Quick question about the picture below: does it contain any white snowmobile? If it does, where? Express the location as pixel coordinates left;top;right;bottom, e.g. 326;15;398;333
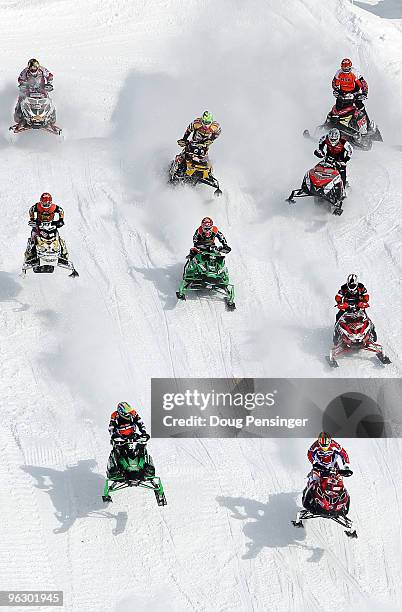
22;221;78;277
10;83;62;136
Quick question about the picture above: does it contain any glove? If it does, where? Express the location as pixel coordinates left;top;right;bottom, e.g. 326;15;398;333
28;220;37;227
337;161;346;167
141;433;150;442
219;245;231;253
333;88;340;98
44;83;53;92
337;302;349;311
357;301;369;309
314;149;324;158
51;220;64;228
177;139;187;147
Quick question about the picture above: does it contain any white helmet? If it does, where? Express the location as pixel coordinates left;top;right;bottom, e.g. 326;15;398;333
347;273;358;293
328;128;340;145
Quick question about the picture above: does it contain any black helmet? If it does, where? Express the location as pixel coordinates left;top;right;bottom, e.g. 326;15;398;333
346;273;358;294
28;58;40;73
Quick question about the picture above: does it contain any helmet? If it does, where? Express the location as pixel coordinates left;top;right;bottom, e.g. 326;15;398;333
201;216;214;237
346;273;358;294
117;401;132;420
328;128;340;145
201;110;213;126
201;216;213;229
318;431;331;451
201;216;214;233
40;192;53;209
28;58;40;73
341;58;352;72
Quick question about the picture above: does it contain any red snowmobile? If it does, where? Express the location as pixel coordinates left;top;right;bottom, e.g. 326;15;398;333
287;158;345;216
292;466;357;538
305;92;382;151
327;305;391;367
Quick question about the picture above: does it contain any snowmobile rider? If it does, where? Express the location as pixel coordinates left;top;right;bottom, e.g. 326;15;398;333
335;273;370;321
190;217;231;257
314;128;353;187
334;273;377;343
14;58;54;125
307;432;351;485
179;110;221;147
176;111;221;173
109;401;150;442
332;58;371;128
24;192;68;264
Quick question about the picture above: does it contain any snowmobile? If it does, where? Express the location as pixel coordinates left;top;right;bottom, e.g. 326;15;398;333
169;141;222;196
102;435;167;506
22;221;79;277
287;158;345;215
292;466;357;538
176;245;235;309
305;92;382;151
9;83;62;136
327;305;391;367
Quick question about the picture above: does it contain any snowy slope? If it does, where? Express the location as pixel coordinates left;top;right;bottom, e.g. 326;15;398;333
0;1;401;610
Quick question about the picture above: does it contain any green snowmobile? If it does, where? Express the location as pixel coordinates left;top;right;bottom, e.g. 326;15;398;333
176;245;235;309
102;435;167;506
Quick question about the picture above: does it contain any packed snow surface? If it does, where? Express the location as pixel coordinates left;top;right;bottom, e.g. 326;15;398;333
0;1;401;610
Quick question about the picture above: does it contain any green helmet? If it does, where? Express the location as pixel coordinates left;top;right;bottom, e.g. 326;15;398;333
117;401;132;420
202;110;213;126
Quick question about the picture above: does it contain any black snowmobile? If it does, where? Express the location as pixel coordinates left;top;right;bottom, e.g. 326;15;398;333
305;92;382;151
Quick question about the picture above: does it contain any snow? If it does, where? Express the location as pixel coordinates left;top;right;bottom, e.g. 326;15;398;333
0;0;401;610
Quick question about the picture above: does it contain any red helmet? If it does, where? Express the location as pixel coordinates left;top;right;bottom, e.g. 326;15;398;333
201;217;214;236
201;217;213;229
341;58;352;72
40;192;53;209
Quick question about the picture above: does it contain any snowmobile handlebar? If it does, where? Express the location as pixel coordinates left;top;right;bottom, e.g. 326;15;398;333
313;464;353;477
324;156;343;168
338;468;353;477
196;245;231;255
19;84;43;93
336;302;369;312
111;434;150;446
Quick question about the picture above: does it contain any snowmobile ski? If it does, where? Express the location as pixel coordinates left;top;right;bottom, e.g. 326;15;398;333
376;352;391;365
326;354;339;368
